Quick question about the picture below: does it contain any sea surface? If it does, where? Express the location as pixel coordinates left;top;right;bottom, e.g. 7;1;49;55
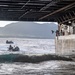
0;38;55;55
0;38;75;75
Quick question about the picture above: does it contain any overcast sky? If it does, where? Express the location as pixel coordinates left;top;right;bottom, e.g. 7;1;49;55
0;21;58;27
0;21;17;27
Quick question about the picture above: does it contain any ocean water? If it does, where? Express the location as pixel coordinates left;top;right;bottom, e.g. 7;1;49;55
0;38;75;75
0;38;55;55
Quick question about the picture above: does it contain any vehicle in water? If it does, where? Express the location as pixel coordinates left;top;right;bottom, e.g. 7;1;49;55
6;40;14;44
8;45;20;51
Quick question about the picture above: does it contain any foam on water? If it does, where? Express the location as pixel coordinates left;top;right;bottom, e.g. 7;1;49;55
0;38;75;75
0;61;75;75
0;38;55;55
0;38;56;74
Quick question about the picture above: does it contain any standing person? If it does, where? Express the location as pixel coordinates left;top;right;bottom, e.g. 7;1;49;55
56;30;59;40
56;30;59;36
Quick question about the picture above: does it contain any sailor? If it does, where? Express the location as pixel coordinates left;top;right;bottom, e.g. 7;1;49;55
6;40;8;43
8;45;13;51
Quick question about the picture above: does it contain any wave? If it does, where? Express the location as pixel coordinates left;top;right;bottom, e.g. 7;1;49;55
0;54;72;63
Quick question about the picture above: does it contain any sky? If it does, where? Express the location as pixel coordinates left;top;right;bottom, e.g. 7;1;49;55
0;21;17;27
36;22;58;25
0;21;58;27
